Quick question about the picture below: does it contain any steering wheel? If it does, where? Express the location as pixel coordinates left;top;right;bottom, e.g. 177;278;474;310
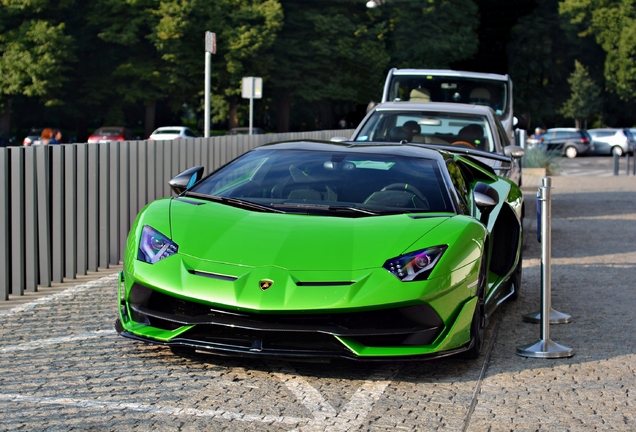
382;183;427;203
450;140;476;149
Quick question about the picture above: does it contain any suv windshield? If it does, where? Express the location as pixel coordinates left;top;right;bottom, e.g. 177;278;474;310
354;111;495;152
387;76;509;118
188;149;454;215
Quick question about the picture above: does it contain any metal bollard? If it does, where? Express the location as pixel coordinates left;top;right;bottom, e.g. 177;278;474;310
523;177;572;324
517;182;574;358
627;153;630;176
614;152;619;175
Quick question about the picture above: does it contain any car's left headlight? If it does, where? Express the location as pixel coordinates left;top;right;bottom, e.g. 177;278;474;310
383;245;447;282
137;225;178;264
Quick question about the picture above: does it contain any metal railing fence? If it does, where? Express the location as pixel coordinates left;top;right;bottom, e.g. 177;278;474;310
0;129;354;300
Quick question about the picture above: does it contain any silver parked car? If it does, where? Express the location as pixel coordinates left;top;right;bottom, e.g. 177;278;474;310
347;101;525;186
588;128;635;156
540;128;593;158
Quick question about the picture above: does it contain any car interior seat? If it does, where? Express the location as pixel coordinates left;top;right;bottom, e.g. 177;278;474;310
389;126;411;141
469;88;491;106
409;88;431;102
456;124;485;149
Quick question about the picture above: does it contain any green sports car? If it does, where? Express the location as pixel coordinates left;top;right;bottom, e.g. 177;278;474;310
116;140;523;360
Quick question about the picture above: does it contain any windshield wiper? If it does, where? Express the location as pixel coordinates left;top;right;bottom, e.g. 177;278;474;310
326;205;382;215
183;193;285;213
270;203;383;216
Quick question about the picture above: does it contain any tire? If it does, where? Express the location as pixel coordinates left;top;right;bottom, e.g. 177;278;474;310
565;146;578;159
611;146;624;157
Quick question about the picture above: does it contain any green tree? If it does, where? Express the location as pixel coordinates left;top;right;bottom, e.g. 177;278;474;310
560;0;636;101
559;60;601;128
386;0;479;69
507;0;606;129
266;1;389;132
0;4;75;133
137;0;283;131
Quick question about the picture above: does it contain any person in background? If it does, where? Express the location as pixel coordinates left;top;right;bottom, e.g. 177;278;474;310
50;129;62;144
39;128;53;145
530;127;544;144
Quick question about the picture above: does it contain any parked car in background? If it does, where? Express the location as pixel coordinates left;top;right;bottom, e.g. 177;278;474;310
148;126;198;140
588;128;634;156
348;101;524;186
88;127;136;143
22;127;44;146
227;127;266;135
540;128;593;158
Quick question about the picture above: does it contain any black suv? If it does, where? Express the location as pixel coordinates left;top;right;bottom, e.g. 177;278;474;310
540;128;593;158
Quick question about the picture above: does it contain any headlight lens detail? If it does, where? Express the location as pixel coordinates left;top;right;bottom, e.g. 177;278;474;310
383;245;447;282
137;225;178;264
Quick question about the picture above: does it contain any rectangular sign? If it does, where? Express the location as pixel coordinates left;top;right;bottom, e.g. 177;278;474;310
205;31;216;54
242;77;263;99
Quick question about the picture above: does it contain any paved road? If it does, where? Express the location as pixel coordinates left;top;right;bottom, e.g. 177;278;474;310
0;175;634;431
556;154;633;177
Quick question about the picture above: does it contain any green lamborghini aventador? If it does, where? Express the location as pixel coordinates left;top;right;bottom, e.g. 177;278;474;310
116;140;523;360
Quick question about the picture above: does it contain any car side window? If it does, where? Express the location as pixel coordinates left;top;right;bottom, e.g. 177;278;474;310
446;160;470;214
494;118;509;149
554;131;568;140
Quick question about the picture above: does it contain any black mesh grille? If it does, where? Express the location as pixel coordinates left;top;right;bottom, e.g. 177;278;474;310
128;283;443;349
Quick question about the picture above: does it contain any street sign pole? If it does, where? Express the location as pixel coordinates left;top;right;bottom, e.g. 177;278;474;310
249;77;255;135
204;51;211;137
204;32;216;138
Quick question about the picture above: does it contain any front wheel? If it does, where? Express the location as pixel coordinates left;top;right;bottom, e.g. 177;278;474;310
565;146;578;159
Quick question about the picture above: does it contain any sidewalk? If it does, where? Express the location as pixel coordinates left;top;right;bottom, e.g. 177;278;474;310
468;175;636;430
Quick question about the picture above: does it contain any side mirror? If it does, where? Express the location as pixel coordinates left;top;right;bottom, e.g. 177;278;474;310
474;182;499;225
504;145;525;159
330;136;350;142
169;166;205;195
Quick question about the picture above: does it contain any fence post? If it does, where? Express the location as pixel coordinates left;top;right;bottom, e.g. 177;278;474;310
517;183;574;358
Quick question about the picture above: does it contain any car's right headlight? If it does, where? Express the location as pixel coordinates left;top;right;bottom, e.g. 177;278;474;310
383;245;447;282
137;225;178;264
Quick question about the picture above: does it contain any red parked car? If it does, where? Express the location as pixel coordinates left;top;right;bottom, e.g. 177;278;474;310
87;127;136;143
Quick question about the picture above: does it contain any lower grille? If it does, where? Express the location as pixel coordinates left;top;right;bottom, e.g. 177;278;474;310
128;283;443;349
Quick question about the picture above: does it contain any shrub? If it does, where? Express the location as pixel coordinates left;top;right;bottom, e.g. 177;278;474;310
522;146;561;175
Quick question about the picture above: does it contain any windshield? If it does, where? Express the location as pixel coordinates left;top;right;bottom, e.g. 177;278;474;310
354;111;496;152
388;75;509;118
188;149;454;215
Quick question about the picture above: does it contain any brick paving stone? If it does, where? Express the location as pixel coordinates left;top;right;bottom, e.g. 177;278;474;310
0;176;635;431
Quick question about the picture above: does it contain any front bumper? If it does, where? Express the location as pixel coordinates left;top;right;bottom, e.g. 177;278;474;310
116;278;479;361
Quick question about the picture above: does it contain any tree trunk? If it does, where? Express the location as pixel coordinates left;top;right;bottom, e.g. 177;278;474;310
276;89;291;133
145;100;157;138
229;96;239;129
0;98;13;134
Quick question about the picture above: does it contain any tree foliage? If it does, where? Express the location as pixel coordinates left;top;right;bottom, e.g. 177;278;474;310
559;60;601;128
560;0;636;101
3;0;636;137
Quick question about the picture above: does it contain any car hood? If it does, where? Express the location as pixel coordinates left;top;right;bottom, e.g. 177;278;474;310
169;198;451;272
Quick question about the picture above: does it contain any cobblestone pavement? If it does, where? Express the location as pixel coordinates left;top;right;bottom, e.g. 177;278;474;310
0;176;634;431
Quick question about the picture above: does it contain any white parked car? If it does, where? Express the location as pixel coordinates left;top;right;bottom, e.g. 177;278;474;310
148;126;198;141
588;128;635;156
